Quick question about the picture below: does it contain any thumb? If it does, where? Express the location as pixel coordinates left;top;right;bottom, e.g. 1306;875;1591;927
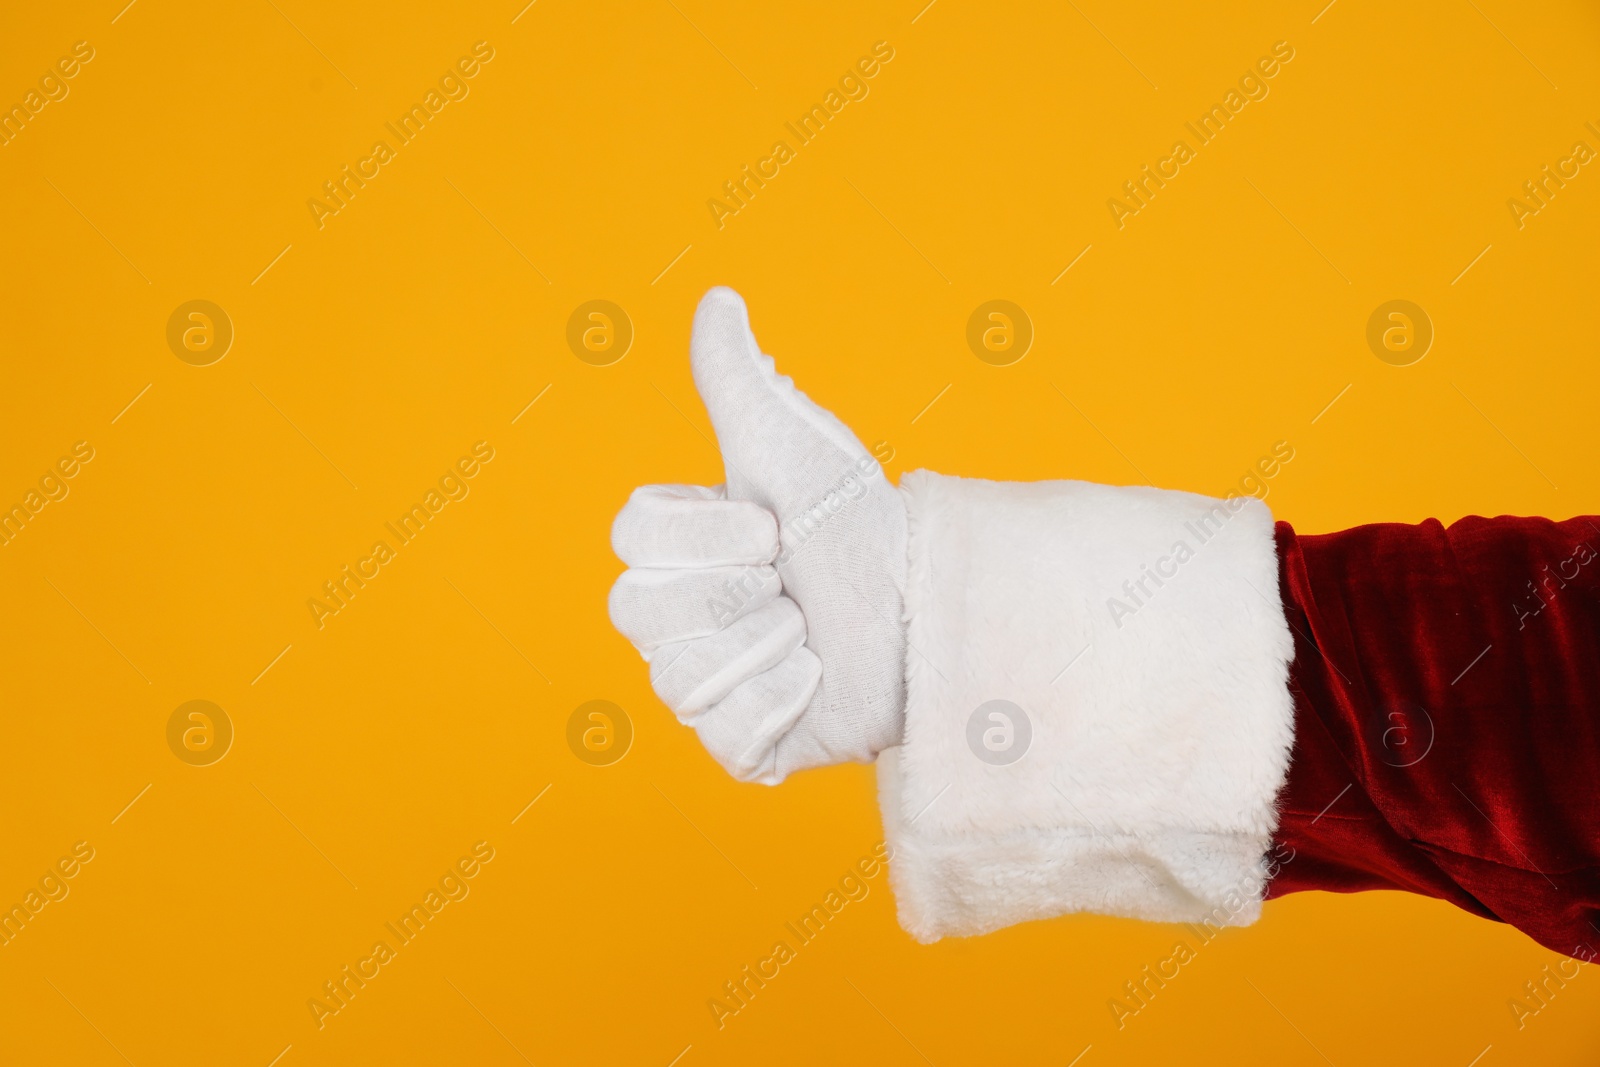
689;286;873;519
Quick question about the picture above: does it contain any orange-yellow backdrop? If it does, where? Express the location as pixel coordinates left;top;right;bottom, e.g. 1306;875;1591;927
2;1;1598;1064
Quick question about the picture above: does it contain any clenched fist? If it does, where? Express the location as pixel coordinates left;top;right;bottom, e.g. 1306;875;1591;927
608;288;907;783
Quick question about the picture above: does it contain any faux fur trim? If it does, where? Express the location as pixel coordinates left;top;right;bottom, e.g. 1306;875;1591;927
881;470;1296;943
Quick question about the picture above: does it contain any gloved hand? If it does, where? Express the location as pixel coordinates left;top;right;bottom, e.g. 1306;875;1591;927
608;287;908;783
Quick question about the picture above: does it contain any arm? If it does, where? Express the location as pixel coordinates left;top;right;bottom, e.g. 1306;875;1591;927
608;288;1600;953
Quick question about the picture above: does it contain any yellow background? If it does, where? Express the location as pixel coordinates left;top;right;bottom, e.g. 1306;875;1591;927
3;0;1598;1063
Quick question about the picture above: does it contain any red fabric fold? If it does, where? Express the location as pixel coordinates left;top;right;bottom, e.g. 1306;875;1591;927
1266;515;1600;957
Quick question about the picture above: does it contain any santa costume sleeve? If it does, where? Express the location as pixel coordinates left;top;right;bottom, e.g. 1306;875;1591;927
1266;513;1600;958
879;470;1600;956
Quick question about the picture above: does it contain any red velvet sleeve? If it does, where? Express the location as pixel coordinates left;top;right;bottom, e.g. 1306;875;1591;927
1266;515;1600;957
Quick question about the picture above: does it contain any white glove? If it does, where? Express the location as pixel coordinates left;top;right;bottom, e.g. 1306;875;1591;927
608;288;907;783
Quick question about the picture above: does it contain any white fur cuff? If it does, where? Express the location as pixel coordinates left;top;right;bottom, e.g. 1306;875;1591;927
879;471;1296;942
